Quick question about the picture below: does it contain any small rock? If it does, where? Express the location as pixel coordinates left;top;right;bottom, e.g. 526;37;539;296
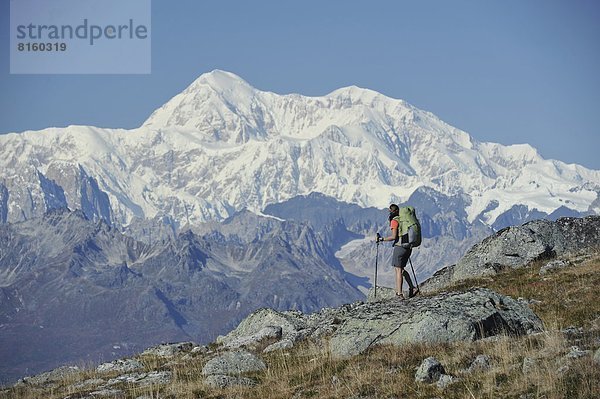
106;371;172;387
142;342;194;357
191;345;209;354
263;339;294;353
217;308;304;347
225;326;283;349
561;326;585;345
88;388;125;398
436;374;457;389
466;354;491;372
517;297;542;306
522;357;537;374
557;364;570;375
565;346;590;359
561;326;584;336
415;357;445;383
481;335;505;343
202;350;266;376
138;371;172;386
97;358;144;374
594;348;600;365
539;259;568;275
204;374;257;388
71;378;105;389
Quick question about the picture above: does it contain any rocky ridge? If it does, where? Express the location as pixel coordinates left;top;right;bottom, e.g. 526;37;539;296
217;287;543;359
421;215;600;292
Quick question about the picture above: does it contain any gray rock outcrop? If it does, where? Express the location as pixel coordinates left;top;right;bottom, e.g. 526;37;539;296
455;217;600;281
221;288;542;360
423;216;600;291
328;288;542;358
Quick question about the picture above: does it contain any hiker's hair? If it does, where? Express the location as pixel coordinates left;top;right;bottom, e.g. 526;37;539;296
389;204;399;221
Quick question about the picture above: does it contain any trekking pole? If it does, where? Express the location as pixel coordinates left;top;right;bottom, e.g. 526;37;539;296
374;233;381;298
408;257;420;292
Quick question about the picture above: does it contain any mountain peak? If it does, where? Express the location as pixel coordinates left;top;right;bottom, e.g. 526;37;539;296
189;69;253;93
327;85;381;99
142;69;258;131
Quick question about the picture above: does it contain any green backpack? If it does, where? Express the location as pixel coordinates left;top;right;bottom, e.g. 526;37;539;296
393;206;422;247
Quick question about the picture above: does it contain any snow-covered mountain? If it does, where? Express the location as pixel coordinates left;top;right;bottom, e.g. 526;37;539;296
1;69;599;228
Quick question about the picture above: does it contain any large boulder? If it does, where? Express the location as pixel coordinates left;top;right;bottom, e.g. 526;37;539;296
328;288;542;357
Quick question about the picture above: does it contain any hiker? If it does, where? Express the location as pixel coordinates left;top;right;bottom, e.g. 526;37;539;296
377;204;419;298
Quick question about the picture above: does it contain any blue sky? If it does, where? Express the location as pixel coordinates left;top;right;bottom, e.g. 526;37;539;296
1;0;599;169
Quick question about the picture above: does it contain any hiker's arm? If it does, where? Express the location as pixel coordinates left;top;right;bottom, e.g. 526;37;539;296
381;224;399;242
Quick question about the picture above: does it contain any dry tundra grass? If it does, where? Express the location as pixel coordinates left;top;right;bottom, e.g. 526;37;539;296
2;254;599;399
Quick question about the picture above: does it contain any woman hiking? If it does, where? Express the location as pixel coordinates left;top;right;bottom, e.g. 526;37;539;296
377;204;419;299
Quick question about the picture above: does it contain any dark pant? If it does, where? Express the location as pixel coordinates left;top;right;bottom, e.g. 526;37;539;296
392;245;414;289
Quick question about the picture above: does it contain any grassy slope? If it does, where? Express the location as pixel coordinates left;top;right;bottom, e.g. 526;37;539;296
2;253;599;399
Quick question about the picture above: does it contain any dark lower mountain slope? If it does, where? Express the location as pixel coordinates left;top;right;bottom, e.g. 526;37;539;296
0;209;361;384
